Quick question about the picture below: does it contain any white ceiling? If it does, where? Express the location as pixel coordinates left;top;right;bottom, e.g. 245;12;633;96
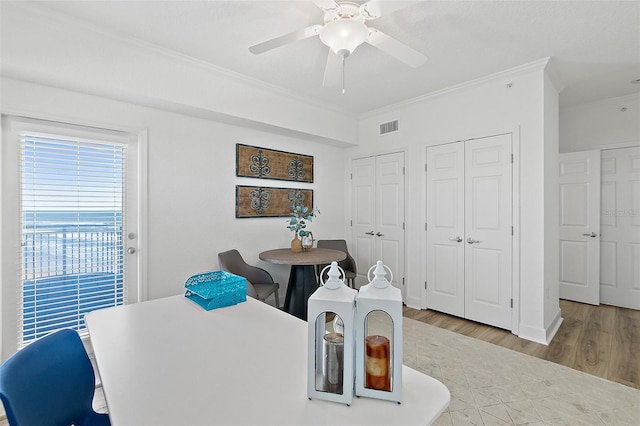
24;1;640;114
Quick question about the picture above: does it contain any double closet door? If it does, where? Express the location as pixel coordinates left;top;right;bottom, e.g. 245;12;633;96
351;152;405;295
426;134;513;330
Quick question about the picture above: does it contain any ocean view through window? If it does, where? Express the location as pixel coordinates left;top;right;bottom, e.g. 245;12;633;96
20;131;127;346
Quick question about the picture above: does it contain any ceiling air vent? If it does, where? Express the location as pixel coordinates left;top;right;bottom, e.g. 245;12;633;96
379;120;399;135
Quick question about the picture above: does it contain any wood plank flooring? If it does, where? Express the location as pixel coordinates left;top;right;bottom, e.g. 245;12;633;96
403;299;640;389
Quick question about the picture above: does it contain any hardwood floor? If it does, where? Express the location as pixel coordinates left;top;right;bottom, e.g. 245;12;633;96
403;299;640;389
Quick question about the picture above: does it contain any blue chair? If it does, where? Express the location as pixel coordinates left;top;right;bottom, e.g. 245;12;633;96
0;329;110;426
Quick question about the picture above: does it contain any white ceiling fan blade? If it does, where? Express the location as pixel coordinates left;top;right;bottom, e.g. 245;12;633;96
312;0;339;13
366;28;427;67
249;25;322;54
359;0;420;20
322;50;342;87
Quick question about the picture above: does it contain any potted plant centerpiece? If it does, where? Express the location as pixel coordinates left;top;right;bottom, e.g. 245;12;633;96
287;205;319;253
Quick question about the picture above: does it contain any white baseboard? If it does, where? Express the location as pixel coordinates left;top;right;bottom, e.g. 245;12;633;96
518;310;563;345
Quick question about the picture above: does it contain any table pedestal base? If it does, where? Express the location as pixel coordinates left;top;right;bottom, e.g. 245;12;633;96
283;265;318;321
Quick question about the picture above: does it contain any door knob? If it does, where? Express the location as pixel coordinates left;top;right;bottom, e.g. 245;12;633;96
376;232;384;237
365;231;375;235
466;237;481;244
127;247;137;255
582;231;598;238
449;236;463;242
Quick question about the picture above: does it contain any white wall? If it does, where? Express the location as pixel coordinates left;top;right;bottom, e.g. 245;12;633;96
0;1;359;147
350;59;560;343
560;93;640;152
0;78;347;359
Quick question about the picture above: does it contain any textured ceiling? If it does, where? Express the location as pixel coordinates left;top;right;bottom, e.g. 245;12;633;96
22;1;640;114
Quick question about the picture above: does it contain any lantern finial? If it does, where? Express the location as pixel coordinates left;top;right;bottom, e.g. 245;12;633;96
371;260;390;289
324;261;344;290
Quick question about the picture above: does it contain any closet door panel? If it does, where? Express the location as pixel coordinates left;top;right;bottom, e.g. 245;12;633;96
426;142;465;317
376;152;405;293
464;134;513;330
352;157;377;284
558;150;600;305
600;147;640;309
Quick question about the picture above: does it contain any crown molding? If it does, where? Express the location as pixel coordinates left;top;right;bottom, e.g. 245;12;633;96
360;57;553;119
6;1;358;121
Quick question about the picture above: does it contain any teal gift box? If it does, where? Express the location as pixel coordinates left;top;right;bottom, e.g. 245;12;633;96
184;271;247;310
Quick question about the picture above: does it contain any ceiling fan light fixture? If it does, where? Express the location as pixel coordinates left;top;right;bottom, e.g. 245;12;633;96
319;18;368;56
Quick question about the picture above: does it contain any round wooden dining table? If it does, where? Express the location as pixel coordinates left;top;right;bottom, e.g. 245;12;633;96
259;248;346;320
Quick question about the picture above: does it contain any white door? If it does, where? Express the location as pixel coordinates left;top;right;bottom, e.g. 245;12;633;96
352;157;377;284
425;134;513;330
3;116;144;355
559;150;601;305
463;134;513;330
352;153;405;294
600;147;640;309
375;152;405;293
426;142;465;317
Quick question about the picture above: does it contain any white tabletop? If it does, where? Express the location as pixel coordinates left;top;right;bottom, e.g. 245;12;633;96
86;295;450;426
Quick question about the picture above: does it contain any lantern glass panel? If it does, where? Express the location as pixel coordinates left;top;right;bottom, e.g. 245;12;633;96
363;310;394;392
314;311;344;394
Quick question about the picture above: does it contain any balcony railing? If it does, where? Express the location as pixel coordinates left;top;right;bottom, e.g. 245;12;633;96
21;224;125;343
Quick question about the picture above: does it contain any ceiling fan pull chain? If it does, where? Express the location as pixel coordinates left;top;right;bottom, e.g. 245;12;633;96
341;54;346;94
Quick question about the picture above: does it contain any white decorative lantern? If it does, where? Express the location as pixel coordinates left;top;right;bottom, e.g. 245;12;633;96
355;261;403;403
307;261;357;405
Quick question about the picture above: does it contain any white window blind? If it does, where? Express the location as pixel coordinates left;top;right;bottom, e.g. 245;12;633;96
19;130;127;346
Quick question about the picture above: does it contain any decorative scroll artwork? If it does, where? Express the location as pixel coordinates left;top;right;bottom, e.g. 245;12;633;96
235;186;314;218
236;144;314;183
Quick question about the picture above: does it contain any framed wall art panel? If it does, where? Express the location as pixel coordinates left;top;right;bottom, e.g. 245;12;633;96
236;144;314;183
235;185;314;218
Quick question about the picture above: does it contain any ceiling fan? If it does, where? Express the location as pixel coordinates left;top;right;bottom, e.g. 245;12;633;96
249;0;427;92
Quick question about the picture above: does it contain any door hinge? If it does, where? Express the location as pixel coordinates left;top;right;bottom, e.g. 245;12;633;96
425;281;427;289
425;222;427;231
425;163;428;172
511;226;514;236
511;154;514;163
350;220;353;227
403;166;406;175
510;298;513;308
350;173;353;180
403;222;405;230
402;277;405;286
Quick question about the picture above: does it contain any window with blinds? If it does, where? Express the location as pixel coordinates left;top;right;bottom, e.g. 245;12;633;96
19;131;127;346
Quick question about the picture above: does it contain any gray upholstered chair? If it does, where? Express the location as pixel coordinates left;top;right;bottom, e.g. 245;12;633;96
218;249;280;308
316;239;357;289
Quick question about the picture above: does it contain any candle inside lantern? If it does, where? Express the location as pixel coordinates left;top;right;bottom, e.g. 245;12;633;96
323;332;344;394
365;335;391;391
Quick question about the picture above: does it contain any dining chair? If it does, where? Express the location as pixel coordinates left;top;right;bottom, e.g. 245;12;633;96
218;249;280;308
316;239;358;289
0;328;111;426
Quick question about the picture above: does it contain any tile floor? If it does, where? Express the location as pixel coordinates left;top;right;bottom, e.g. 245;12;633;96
400;317;640;425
